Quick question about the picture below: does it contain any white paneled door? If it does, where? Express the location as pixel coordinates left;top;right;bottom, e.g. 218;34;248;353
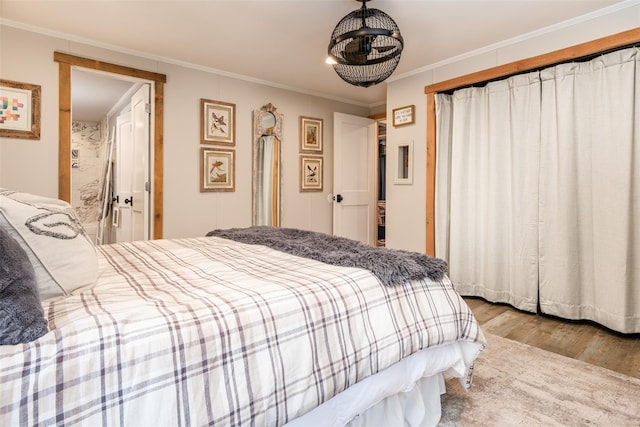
115;111;133;243
130;84;150;241
114;83;151;243
332;112;376;245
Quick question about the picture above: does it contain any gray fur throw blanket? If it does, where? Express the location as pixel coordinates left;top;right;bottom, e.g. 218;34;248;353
206;226;448;286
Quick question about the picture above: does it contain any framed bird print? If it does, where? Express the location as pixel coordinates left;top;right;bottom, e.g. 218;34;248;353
300;155;323;192
200;147;235;192
299;116;323;153
201;98;235;145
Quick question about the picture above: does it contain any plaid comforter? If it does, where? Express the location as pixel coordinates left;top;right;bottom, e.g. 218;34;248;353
1;237;485;426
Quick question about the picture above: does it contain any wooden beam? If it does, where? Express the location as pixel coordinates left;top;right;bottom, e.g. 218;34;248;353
54;52;166;83
153;82;164;239
58;62;71;202
425;92;436;256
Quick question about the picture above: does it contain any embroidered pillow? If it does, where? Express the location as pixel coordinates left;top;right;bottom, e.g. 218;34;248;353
0;189;98;300
0;227;48;345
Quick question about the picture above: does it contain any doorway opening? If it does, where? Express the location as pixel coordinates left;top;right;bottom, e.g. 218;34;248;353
54;52;166;241
71;69;142;243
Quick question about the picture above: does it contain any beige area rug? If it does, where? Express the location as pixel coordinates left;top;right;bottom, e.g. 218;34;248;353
438;333;640;426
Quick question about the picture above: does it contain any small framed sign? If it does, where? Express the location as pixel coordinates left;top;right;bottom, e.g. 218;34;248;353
392;105;415;127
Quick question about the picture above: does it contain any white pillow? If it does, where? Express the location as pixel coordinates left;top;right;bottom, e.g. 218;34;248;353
0;189;98;300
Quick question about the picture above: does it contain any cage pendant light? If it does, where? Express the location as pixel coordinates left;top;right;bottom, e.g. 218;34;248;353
328;0;404;87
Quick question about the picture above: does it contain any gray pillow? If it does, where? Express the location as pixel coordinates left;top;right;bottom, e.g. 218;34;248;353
0;227;48;345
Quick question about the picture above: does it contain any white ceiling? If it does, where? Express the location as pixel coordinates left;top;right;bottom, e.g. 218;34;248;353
0;0;627;108
71;70;138;122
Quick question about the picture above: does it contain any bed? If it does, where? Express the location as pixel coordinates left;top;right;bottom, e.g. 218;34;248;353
0;189;486;426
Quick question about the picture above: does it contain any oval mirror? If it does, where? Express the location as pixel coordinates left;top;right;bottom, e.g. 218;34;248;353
261;111;276;130
252;103;283;226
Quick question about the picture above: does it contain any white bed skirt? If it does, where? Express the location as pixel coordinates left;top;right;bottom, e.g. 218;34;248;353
348;374;445;427
286;341;475;427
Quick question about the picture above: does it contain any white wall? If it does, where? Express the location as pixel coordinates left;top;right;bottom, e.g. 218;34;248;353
384;2;640;253
0;28;61;197
0;25;369;239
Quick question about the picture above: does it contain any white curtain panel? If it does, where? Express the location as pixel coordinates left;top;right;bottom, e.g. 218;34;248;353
539;47;640;333
438;72;542;312
435;94;453;263
255;135;275;226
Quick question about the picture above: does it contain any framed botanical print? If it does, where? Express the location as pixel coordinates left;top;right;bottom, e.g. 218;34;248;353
300;155;323;192
200;147;235;192
299;116;323;153
201;98;235;145
0;79;41;140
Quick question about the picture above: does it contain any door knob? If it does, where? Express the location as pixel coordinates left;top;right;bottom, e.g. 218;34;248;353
335;194;343;203
124;197;133;205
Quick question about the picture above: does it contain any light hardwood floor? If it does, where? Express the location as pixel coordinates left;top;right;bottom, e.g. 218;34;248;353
464;297;640;379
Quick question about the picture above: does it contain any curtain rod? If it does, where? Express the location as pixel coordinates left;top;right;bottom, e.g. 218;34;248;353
441;42;639;95
425;29;640;95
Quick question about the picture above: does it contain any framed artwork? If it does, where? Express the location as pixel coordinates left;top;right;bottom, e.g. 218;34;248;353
300;155;323;192
201;98;235;145
392;105;415;127
0;79;41;140
200;147;235;192
299;116;323;153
